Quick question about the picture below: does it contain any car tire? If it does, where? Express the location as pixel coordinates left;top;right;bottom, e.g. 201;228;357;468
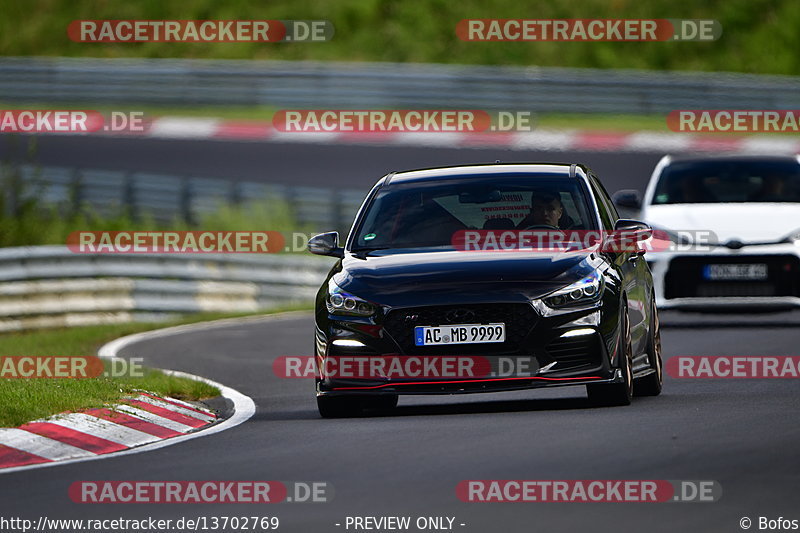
317;396;364;418
587;304;633;407
634;298;663;397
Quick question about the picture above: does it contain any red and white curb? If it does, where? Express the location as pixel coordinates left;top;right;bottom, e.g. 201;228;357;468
0;313;293;474
0;392;218;470
125;117;800;154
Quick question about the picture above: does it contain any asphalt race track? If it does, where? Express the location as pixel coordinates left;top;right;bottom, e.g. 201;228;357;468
1;136;799;532
1;310;799;532
0;134;663;190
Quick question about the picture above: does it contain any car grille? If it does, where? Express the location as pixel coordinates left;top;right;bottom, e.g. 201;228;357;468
664;255;799;299
383;303;538;355
544;333;603;371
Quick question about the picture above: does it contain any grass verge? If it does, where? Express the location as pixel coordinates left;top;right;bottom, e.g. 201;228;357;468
0;306;310;427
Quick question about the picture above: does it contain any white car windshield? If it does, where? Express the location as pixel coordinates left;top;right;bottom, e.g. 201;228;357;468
652;159;800;204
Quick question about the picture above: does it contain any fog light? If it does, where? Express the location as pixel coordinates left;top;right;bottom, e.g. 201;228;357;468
560;328;595;338
332;339;366;347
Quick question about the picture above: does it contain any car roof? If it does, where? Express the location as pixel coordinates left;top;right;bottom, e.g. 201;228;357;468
386;163;588;184
663;154;800;165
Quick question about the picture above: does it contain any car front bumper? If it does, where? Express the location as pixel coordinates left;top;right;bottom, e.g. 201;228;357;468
315;303;620;396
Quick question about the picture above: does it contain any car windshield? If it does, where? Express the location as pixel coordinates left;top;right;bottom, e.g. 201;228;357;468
351;174;597;251
652;160;800;204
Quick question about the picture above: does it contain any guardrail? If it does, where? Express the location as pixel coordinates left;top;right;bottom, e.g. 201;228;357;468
0;246;334;332
2;57;799;113
2;163;367;233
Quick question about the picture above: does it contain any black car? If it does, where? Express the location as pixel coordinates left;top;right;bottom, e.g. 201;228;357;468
308;163;663;417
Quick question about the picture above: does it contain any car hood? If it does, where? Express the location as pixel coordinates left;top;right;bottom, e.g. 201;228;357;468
334;250;596;306
643;203;800;243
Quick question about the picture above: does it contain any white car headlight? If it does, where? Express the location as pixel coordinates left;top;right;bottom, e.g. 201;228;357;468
783;228;800;244
531;270;605;317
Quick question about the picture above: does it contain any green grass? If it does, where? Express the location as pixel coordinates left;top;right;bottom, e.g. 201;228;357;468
0;306;311;427
0;0;798;75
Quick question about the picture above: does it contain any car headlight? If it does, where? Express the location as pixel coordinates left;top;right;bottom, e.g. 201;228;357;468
326;281;376;317
783;228;800;244
531;271;605;316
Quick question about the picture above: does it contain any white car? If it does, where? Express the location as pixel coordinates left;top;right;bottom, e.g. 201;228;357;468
613;154;800;310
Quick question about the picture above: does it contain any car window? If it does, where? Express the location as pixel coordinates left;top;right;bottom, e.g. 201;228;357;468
588;177;614;230
590;174;620;222
352;175;597;250
652;160;800;204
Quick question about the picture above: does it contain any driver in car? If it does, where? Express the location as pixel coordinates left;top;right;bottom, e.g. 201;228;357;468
516;191;564;229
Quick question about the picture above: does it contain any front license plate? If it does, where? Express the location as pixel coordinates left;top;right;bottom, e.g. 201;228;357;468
414;324;506;346
703;263;768;281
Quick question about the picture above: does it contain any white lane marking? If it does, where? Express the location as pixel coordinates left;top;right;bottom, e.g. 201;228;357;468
738;136;800;154
148;118;221;139
44;413;160;447
113;405;194;433
623;132;692;152
510;130;578;151
0;311;280;474
0;304;276;474
268;131;341;143
392;132;465;147
0;429;95;461
0;373;256;475
132;395;215;423
97;311;310;360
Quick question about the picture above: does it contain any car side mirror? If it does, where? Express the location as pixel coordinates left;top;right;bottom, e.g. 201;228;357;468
604;219;653;254
308;232;344;258
612;190;642;210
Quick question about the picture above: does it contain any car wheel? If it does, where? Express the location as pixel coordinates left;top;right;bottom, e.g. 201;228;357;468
634;299;663;397
317;395;364;418
587;304;633;407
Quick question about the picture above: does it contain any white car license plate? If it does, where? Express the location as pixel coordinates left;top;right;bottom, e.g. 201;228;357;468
414;324;506;346
703;263;768;281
